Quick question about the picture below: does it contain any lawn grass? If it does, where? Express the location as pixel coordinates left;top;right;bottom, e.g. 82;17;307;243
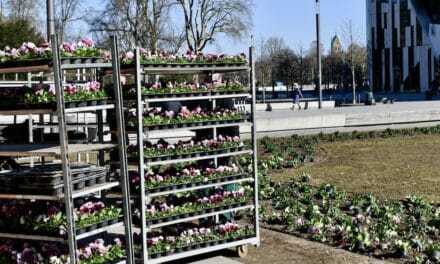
269;134;440;203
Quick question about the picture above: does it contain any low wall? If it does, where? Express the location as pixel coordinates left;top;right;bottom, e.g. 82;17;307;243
249;101;335;111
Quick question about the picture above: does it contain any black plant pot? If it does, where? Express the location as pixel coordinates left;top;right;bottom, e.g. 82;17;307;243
87;100;97;106
77;101;87;107
76;228;86;235
74;181;86;190
97;220;108;228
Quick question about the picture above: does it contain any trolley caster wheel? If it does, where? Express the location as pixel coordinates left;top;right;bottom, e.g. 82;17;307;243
236;245;248;258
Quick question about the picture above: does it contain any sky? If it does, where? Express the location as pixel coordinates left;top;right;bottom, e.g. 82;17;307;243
210;0;367;55
83;0;367;55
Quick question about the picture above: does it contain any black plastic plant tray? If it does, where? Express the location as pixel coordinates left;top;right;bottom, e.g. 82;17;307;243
16;172;108;195
142;90;244;99
142;146;245;162
13;165;106;185
143;117;245;131
139;62;246;68
145;173;248;193
145;201;251;225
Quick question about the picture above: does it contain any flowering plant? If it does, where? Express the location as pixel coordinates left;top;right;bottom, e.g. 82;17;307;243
142;186;251;220
141;80;244;95
23;82;106;104
129;162;242;190
120;48;247;65
142;223;254;255
32;201;121;235
127;135;242;159
77;238;125;263
127;106;244;128
0;39;107;64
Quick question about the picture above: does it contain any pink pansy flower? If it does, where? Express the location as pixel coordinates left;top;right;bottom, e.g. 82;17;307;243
124;51;134;59
192;106;202;114
66;85;76;94
179;106;191;117
165;110;174;118
102;50;111;60
82;247;92;259
62;42;74;53
10;48;20;58
82;38;94;47
48;84;56;95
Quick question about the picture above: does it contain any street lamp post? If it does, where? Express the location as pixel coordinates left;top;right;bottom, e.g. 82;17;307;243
46;0;56;39
316;0;322;109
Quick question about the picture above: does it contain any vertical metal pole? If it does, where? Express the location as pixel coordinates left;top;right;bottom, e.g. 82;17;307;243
316;0;323;109
97;110;104;165
110;36;134;264
46;0;55;40
135;47;148;262
250;46;260;245
50;35;77;264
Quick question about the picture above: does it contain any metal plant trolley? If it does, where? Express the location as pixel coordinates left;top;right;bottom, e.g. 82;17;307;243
113;46;260;263
0;36;134;263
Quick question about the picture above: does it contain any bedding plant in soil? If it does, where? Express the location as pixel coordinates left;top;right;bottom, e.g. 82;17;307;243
247;125;440;263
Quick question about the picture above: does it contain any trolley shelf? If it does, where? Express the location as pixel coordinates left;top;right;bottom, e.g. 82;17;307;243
123;120;253;134
147;177;254;198
0;104;114;115
137;93;250;103
129;149;253;167
0;181;120;201
0;221;124;242
141;237;259;264
146;204;255;229
60;62;112;70
0;143;116;157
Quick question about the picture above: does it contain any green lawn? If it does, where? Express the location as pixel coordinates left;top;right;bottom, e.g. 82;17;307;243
269;134;440;203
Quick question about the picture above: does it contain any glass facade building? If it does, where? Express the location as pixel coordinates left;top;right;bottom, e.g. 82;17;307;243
367;0;440;93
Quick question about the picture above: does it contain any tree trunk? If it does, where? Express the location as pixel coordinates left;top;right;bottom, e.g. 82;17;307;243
352;69;356;104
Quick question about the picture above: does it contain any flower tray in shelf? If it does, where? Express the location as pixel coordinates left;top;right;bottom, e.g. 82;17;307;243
60;57;106;65
145;200;251;225
139;62;247;68
0;58;52;68
75;216;122;235
145;173;248;193
0;99;107;111
141;90;245;99
13;172;108;196
140;117;246;131
128;146;246;163
13;164;107;184
146;234;255;259
0;217;122;237
144;146;247;162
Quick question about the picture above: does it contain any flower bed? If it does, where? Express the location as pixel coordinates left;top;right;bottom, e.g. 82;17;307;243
135;223;254;258
139;80;244;98
129;163;245;193
137;186;252;224
127;135;244;162
259;174;440;263
126;106;245;130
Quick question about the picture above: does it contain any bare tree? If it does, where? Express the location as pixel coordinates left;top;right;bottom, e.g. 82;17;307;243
56;0;87;43
5;0;40;19
341;20;367;104
177;0;253;52
89;0;182;52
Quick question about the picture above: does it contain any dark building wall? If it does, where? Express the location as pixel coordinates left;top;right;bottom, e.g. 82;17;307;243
367;0;439;93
